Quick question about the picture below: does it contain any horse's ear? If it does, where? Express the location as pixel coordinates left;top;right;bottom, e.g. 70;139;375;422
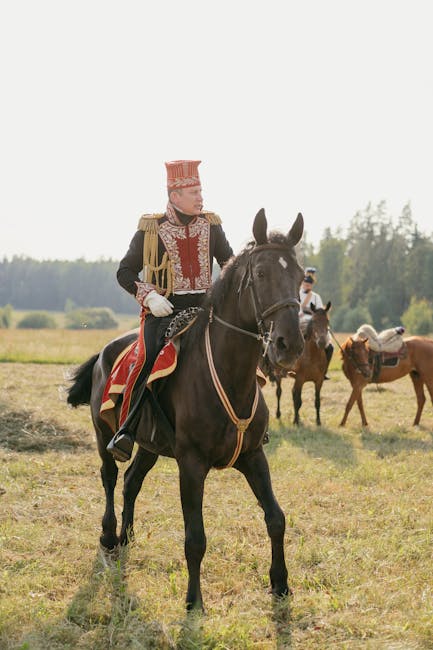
253;208;268;245
311;303;317;313
287;212;304;246
326;301;331;311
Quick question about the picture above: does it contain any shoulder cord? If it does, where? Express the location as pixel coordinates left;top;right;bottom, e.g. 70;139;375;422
142;220;174;297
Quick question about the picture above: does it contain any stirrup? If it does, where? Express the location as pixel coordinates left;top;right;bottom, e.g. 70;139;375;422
107;430;134;462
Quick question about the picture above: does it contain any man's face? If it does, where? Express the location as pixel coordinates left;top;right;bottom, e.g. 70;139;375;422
171;186;203;216
302;281;313;292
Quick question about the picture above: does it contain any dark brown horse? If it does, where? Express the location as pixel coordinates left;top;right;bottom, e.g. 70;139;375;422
340;334;433;426
260;302;331;425
67;209;305;611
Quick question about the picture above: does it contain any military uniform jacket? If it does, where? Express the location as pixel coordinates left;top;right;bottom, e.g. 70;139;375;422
117;211;233;306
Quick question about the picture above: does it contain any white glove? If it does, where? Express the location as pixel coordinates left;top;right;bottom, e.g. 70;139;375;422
143;290;174;317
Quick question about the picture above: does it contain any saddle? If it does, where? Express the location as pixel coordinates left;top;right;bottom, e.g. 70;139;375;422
100;308;267;434
100;309;200;433
355;323;407;381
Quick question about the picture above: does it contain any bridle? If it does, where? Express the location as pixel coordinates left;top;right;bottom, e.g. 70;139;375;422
346;346;372;378
209;243;300;356
305;311;329;346
329;328;372;378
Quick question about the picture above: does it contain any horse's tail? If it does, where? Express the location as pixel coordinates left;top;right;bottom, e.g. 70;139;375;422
67;353;99;407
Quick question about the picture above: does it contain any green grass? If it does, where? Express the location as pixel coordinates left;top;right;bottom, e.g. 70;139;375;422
1;354;433;648
0;325;139;364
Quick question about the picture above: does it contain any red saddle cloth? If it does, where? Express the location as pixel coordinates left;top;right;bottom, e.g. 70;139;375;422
100;336;267;434
100;339;177;433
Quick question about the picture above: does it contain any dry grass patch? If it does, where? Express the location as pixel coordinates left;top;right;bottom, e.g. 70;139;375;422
1;362;433;648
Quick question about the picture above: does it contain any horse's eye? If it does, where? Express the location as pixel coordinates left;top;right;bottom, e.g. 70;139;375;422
257;269;265;279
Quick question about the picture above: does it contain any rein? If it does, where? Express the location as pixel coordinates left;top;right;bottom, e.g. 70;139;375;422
205;323;259;470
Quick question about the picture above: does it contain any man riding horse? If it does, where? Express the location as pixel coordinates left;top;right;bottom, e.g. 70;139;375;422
107;160;233;461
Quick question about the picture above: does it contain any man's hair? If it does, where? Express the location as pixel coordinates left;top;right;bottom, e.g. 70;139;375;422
168;188;183;199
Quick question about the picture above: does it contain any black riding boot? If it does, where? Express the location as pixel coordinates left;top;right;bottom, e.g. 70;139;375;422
107;378;149;462
324;343;334;380
106;311;178;462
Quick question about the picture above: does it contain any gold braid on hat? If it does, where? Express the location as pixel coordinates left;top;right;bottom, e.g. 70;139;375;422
137;214;174;297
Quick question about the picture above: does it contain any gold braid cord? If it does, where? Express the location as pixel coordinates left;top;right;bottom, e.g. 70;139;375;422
137;211;222;297
137;213;174;297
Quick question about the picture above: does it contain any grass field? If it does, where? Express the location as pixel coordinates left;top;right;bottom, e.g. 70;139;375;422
1;330;433;649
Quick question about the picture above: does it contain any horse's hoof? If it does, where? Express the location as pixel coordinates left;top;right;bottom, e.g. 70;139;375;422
98;542;120;565
271;586;292;599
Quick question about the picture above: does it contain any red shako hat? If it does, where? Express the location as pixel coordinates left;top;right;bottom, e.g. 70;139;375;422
165;160;201;190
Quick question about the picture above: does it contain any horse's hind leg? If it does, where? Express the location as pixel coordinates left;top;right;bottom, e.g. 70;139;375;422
120;448;159;545
235;449;289;597
99;450;120;550
315;380;323;426
178;454;209;611
292;380;302;426
410;371;426;425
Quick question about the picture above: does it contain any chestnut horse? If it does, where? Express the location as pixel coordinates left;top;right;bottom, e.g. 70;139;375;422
67;209;305;611
340;334;433;426
260;302;331;425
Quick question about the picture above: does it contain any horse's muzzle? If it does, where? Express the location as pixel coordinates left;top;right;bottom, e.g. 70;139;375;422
268;333;304;369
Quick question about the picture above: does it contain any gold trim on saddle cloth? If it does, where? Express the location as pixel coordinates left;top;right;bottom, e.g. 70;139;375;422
100;341;137;432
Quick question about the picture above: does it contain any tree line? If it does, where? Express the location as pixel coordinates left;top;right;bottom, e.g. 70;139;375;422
300;201;433;333
1;201;433;333
0;258;135;314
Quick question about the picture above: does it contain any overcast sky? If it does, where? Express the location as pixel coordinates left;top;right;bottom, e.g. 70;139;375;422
1;1;431;261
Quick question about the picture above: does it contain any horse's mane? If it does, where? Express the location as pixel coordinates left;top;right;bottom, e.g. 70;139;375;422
182;231;295;349
340;334;369;359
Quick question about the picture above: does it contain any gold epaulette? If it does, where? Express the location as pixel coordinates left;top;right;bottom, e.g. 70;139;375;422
137;213;164;233
203;211;222;225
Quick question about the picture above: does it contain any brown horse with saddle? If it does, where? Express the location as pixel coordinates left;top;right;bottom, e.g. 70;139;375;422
67;209;305;611
340;324;433;427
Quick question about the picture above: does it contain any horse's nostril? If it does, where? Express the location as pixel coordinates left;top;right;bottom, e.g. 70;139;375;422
276;337;287;351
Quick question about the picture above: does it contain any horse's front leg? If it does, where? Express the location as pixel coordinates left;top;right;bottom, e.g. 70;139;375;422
178;452;209;611
120;447;159;545
315;380;323;426
292;380;302;426
356;389;368;426
276;379;282;419
235;448;289;597
340;386;359;426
